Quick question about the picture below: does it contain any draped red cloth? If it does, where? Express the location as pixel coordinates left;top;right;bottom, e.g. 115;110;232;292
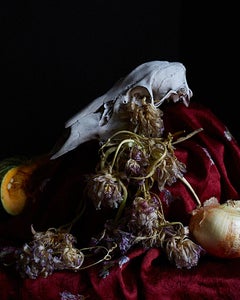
0;101;240;300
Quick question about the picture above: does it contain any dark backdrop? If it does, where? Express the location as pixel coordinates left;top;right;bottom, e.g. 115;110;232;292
1;1;239;159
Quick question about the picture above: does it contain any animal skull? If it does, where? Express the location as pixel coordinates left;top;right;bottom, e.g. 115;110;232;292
51;60;193;159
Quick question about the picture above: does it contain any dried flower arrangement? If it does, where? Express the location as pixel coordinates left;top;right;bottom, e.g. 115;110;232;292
1;61;239;279
0;96;206;279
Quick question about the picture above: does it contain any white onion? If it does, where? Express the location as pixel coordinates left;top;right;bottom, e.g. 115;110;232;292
189;197;240;258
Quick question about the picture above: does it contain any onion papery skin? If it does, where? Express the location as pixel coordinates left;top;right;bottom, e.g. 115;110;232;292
189;198;240;258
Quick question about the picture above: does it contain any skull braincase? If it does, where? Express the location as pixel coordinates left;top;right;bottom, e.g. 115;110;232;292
51;60;193;159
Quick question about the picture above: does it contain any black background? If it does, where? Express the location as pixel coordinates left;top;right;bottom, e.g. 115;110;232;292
1;1;239;159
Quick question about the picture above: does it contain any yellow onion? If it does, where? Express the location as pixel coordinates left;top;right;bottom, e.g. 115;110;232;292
189;197;240;258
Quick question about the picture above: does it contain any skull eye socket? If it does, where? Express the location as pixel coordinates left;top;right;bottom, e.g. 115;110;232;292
129;86;152;104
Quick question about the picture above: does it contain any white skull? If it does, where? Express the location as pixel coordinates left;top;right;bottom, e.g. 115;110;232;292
51;60;192;159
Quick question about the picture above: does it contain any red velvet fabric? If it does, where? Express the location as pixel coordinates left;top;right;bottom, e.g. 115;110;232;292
0;101;240;300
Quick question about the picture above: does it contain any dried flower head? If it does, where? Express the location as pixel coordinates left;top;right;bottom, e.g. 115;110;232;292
60;291;87;300
154;151;187;190
126;97;164;137
164;226;205;269
86;172;124;210
128;196;162;236
15;226;84;279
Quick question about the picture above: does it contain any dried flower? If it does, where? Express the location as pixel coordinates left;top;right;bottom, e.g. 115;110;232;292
154;151;187;190
91;219;135;255
60;291;87;300
164;225;205;269
128;196;162;236
86;172;124;210
147;136;187;190
15;226;84;279
126;97;164;137
125;158;141;176
165;234;205;269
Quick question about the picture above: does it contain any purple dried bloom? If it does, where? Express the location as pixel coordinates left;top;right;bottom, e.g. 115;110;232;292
87;173;123;210
131;146;149;165
60;290;86;300
15;228;84;279
93;219;135;255
125;158;141;176
117;230;135;254
165;233;205;269
154;152;187;190
128;196;162;236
